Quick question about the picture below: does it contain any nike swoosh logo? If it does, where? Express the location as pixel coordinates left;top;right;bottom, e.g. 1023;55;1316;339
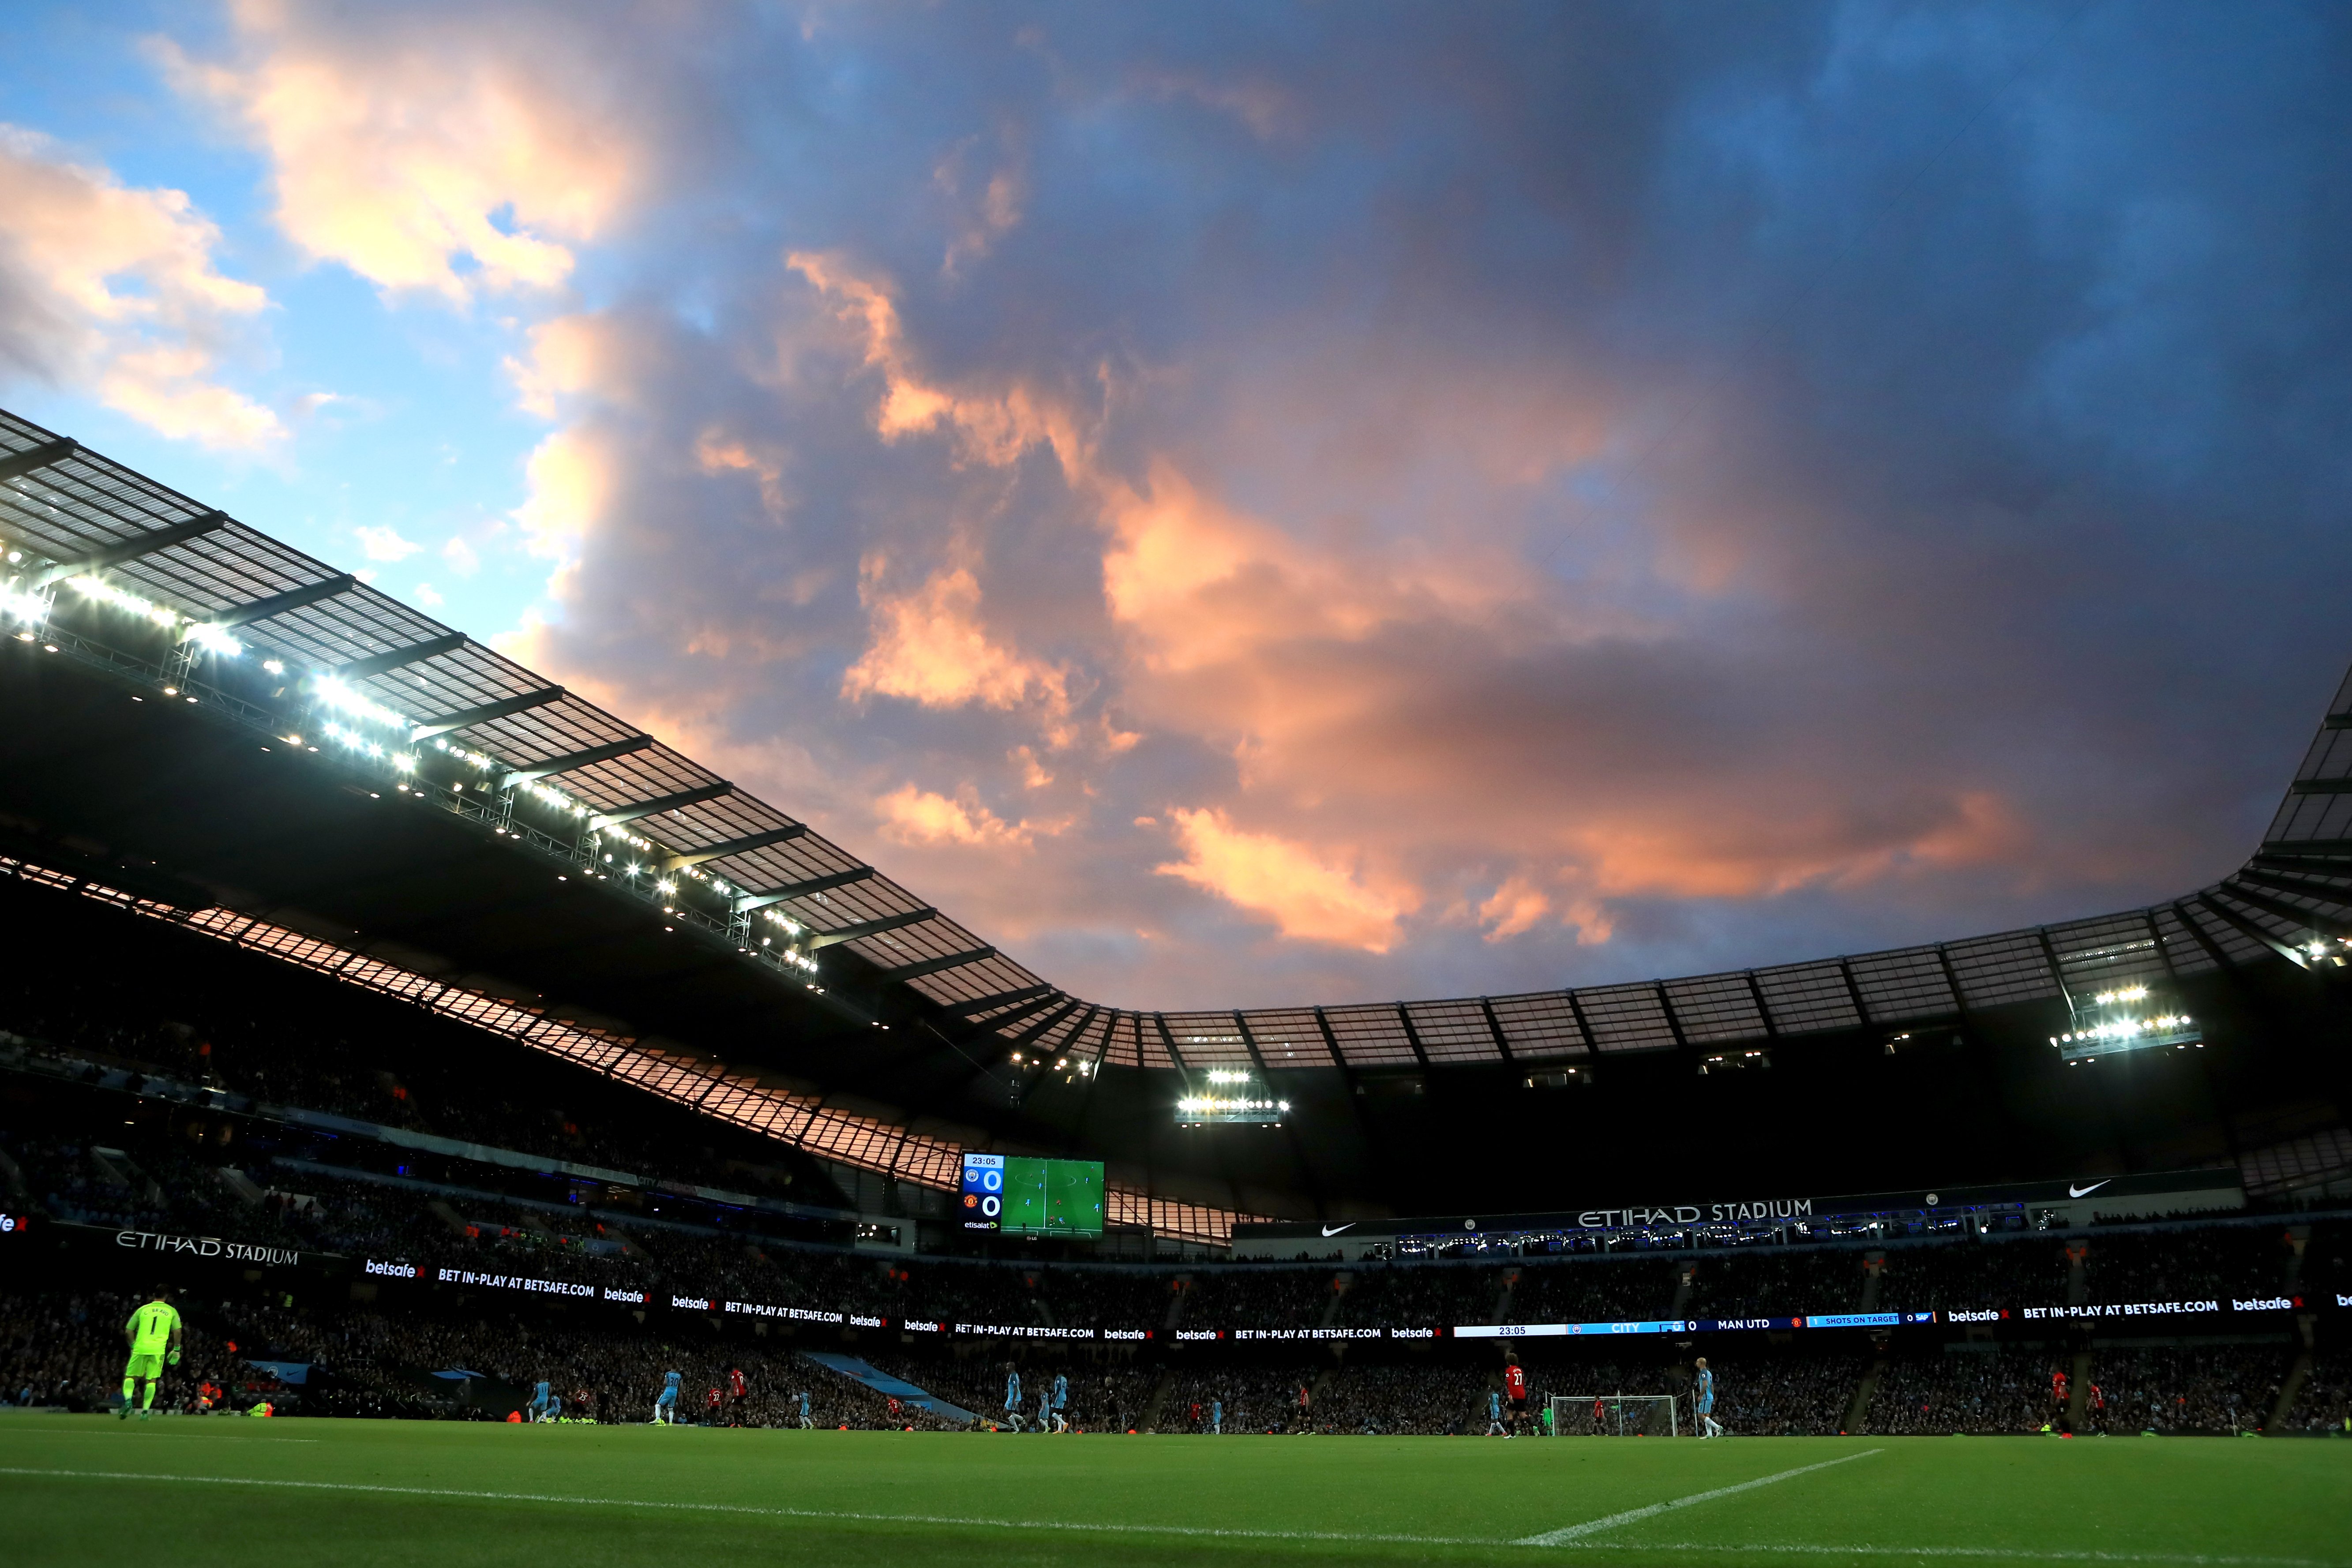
2067;1180;2112;1198
1321;1223;1355;1237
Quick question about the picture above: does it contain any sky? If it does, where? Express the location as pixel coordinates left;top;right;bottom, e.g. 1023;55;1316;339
3;0;2349;1012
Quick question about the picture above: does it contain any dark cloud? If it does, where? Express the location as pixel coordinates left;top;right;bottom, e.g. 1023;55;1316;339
220;0;2352;1007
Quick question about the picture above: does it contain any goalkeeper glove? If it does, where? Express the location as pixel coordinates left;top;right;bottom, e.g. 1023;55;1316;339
166;1349;181;1366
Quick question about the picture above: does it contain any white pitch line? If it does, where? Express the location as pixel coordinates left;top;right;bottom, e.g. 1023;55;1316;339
0;1467;1491;1548
1559;1545;2345;1568
10;1430;320;1443
1517;1449;1884;1545
0;1463;2337;1567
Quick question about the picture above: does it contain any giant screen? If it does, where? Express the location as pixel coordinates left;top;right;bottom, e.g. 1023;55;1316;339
960;1153;1105;1238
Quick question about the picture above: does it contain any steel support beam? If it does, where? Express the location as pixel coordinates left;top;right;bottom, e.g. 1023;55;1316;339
2169;900;2244;974
996;998;1081;1050
2194;892;2312;968
209;573;355;628
1390;1003;1432;1068
0;439;78;484
1743;971;1782;1040
872;947;995;983
660;824;807;871
1476;996;1516;1064
1837;958;1874;1027
504;734;656;786
33;512;228;586
2251;850;2352;878
1654;982;1692;1052
733;865;872;911
410;686;565;740
936;982;1058;1018
331;634;467;681
2219;878;2352;942
2234;864;2352;906
808;907;938;949
953;990;1065;1036
587;781;731;830
2258;838;2352;859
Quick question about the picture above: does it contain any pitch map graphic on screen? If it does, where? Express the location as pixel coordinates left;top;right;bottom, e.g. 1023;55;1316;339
960;1153;1105;1238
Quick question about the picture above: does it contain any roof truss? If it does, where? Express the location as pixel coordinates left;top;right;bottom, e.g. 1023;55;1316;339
808;908;937;949
410;686;565;741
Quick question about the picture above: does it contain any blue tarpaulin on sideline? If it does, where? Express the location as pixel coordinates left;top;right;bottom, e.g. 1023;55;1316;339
799;1351;976;1423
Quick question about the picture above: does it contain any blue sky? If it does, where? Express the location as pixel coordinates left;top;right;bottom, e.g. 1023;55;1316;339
0;1;555;640
4;2;2349;1011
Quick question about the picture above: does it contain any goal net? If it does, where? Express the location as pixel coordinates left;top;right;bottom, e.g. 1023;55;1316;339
1552;1392;1679;1437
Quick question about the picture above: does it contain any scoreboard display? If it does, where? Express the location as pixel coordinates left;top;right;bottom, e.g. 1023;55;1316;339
960;1153;1105;1238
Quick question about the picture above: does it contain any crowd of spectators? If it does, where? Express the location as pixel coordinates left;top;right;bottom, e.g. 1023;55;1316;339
1508;1260;1670;1324
1686;1253;1866;1321
2283;1353;2347;1433
2083;1229;2296;1305
0;890;2342;1444
1874;1238;2074;1313
1;1287;320;1416
1871;1350;2053;1434
2097;1347;2284;1434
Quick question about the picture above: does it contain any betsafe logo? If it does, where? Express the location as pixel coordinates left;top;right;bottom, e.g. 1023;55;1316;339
0;1213;25;1234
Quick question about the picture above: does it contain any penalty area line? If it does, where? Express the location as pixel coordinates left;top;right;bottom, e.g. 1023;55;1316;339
1517;1449;1883;1545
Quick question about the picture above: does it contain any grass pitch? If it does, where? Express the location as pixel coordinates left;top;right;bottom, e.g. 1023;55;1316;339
1;1411;2344;1567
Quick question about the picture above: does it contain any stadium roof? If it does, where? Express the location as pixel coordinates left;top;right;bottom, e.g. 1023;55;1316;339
4;405;2349;1235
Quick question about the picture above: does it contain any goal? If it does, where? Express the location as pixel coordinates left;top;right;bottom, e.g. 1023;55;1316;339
1552;1392;1679;1437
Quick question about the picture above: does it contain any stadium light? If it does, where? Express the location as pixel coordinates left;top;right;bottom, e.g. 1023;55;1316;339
311;674;408;731
184;622;245;658
0;584;51;625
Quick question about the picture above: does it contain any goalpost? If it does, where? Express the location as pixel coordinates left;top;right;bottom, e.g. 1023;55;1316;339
1551;1392;1679;1437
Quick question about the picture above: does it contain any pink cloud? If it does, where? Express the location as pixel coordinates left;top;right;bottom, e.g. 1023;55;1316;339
165;0;647;304
843;558;1070;720
0;126;280;450
1156;807;1419;953
876;784;1037;850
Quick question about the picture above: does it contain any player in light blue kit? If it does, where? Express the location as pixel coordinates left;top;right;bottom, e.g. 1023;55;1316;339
527;1380;555;1422
1694;1357;1723;1437
1211;1397;1223;1436
1004;1365;1023;1432
796;1388;813;1429
653;1369;682;1425
1487;1388;1507;1436
1052;1373;1069;1434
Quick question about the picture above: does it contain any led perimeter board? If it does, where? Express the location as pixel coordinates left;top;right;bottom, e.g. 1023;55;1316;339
960;1153;1106;1238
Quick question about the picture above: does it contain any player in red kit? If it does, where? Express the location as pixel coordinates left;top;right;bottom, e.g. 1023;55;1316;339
727;1365;748;1425
1502;1352;1530;1438
705;1386;722;1425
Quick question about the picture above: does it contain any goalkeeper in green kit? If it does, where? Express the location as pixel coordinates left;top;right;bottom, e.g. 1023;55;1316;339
120;1287;183;1420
